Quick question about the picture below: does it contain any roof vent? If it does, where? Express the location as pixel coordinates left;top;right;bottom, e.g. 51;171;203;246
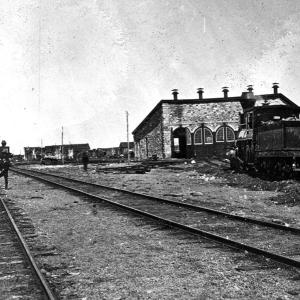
197;88;204;100
272;83;279;95
171;89;179;100
222;87;229;98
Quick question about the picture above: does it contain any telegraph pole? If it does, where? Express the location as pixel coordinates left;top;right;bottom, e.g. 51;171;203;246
126;111;130;163
61;126;64;164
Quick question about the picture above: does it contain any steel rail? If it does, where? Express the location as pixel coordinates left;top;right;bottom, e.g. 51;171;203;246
0;198;57;300
11;167;300;234
12;167;300;269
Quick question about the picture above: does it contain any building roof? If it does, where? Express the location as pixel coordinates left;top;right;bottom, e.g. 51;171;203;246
44;143;90;149
132;97;241;135
43;144;90;153
132;92;299;135
242;94;299;112
24;146;42;150
119;142;134;148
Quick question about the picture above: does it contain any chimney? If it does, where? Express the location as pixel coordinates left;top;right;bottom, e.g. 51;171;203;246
242;84;255;99
197;88;204;99
272;82;279;94
171;89;179;100
222;87;229;98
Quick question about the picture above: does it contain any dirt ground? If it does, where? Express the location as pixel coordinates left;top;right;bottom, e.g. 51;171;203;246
38;160;300;226
2;160;300;299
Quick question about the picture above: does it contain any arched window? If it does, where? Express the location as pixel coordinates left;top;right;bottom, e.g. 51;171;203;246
186;128;192;145
194;128;202;144
216;127;225;142
204;128;213;144
226;127;235;142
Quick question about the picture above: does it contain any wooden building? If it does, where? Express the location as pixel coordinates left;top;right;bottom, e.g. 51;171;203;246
119;142;135;158
24;144;90;161
24;147;43;161
44;143;90;161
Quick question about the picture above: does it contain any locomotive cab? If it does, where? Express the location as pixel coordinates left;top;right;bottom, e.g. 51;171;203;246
236;129;254;168
235;110;255;168
237;103;300;177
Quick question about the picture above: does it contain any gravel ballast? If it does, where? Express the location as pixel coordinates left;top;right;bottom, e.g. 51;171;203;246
3;163;300;299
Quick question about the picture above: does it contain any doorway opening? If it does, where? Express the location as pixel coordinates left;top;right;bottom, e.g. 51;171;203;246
172;127;187;158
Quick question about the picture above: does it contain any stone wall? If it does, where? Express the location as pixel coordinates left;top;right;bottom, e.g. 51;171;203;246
162;101;243;158
163;101;242;126
134;100;243;159
134;106;164;159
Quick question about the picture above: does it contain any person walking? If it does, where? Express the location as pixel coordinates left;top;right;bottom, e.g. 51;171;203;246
0;140;12;189
81;151;89;171
0;156;10;189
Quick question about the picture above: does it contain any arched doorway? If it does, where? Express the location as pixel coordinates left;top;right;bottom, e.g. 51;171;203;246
172;127;187;158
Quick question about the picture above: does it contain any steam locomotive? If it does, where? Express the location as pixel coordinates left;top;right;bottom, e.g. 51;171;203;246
234;88;300;178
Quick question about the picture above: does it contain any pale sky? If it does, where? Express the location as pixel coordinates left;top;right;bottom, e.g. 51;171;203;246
1;0;300;154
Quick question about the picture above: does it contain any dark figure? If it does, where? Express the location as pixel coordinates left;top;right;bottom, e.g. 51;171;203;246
0;141;12;189
82;151;89;171
0;157;10;189
227;145;242;171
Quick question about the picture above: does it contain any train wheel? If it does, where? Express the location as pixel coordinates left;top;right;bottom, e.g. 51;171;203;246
259;159;268;177
265;159;273;177
275;161;285;179
283;163;293;179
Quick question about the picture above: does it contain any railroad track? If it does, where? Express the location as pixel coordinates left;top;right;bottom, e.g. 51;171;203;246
0;196;56;299
12;167;300;269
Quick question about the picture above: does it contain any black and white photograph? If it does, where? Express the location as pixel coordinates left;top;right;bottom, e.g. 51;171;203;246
0;0;300;299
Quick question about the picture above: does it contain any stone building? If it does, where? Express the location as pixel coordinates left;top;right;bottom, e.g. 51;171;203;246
132;85;295;159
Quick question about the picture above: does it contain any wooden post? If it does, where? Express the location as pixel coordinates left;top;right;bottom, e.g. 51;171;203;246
61;126;64;164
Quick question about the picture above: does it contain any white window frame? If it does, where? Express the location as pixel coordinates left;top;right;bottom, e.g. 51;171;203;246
204;128;213;144
216;127;225;142
226;127;235;142
194;128;203;145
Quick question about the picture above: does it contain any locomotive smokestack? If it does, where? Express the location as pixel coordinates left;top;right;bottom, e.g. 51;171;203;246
197;88;204;100
171;89;179;100
247;85;254;93
222;87;229;98
272;83;279;94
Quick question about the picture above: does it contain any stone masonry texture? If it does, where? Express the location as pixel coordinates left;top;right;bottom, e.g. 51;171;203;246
134;99;243;159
